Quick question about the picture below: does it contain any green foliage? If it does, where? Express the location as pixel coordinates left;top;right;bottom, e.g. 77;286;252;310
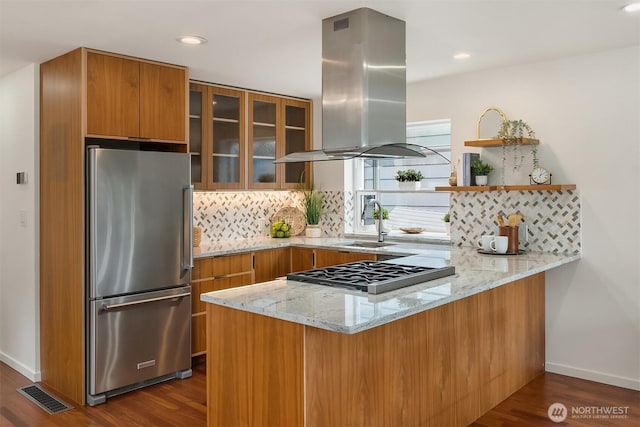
497;119;537;176
443;212;450;223
302;187;322;225
394;169;425;182
372;207;389;220
471;158;494;176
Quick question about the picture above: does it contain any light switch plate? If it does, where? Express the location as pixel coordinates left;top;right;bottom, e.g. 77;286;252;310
16;172;27;184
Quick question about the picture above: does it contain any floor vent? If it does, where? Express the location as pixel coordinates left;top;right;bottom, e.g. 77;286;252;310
17;384;73;414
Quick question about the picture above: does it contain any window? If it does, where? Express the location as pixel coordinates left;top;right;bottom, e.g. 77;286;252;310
353;120;451;236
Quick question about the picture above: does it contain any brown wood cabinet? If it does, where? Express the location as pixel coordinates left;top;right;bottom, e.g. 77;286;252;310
190;83;246;190
191;253;253;356
254;247;291;283
40;47;188;405
248;92;312;189
206;273;546;426
290;247;315;272
314;249;377;268
190;84;311;190
86;50;187;143
290;247;378;271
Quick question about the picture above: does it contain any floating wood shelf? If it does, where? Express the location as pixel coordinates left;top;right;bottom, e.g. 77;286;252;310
464;138;540;147
435;184;576;192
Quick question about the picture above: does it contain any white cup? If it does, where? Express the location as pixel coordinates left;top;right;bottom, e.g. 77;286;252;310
490;236;509;254
477;235;495;252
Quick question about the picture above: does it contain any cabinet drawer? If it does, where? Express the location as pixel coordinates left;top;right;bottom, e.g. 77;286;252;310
191;273;253;313
194;253;252;279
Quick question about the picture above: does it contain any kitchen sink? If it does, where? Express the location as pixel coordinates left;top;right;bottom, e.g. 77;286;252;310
345;241;396;249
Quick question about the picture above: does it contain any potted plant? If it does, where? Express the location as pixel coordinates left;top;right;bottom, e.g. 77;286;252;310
302;186;322;237
497;119;537;183
443;212;450;235
471;158;494;186
372;207;389;232
394;169;425;190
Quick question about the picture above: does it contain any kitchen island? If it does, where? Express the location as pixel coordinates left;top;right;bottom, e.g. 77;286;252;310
201;243;579;426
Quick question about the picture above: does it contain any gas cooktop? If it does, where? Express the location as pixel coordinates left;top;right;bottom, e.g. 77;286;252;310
286;261;455;294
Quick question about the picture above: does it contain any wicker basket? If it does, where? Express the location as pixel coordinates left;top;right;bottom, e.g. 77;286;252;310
193;226;202;247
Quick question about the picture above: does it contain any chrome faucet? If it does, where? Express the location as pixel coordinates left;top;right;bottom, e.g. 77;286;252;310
368;200;385;243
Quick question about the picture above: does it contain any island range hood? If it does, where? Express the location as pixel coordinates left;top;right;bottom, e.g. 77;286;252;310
275;7;426;163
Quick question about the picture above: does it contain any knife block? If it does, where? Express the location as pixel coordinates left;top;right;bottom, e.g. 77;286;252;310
499;226;519;254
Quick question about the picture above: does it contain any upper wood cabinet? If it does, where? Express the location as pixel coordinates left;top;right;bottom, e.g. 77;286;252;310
86;51;187;143
280;98;312;189
39;47;188;405
190;82;311;190
248;93;312;189
190;83;246;190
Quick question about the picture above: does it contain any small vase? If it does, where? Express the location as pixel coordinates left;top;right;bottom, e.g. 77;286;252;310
448;170;457;186
398;181;421;191
305;224;321;238
444;222;451;236
475;175;488;186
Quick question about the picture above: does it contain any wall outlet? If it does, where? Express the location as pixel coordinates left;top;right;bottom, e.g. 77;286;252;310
519;222;528;244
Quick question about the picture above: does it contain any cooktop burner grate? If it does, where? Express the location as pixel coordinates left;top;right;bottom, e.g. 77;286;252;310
287;261;455;294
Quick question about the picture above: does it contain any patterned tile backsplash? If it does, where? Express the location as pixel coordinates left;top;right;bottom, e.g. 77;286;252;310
193;190;344;242
450;190;581;254
194;189;581;254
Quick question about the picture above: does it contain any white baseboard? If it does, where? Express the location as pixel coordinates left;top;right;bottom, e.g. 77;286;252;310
0;351;41;382
546;362;640;391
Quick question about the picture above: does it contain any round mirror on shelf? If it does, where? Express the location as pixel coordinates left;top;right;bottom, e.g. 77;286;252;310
476;107;507;139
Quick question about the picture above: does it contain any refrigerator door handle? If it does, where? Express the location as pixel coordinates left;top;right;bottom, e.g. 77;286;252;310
183;185;194;270
88;147;98;297
100;291;191;312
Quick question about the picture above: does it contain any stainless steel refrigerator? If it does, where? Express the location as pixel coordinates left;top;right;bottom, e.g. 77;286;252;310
86;147;193;406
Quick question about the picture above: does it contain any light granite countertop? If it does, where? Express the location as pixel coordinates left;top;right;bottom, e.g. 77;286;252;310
199;238;581;334
193;236;445;258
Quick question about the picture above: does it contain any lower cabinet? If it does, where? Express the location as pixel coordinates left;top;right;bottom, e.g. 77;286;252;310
254;247;291;283
314;249;376;268
192;246;380;357
191;253;253;356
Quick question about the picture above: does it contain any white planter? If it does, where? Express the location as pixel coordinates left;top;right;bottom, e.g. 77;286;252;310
444;222;451;236
305;224;321;238
398;181;421;191
475;175;488;186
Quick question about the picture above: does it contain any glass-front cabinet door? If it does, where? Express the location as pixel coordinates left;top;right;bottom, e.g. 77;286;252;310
248;93;279;189
191;82;312;190
189;83;245;190
280;98;311;189
210;86;245;189
189;83;207;190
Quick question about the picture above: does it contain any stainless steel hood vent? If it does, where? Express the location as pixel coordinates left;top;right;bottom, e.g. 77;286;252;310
275;8;423;163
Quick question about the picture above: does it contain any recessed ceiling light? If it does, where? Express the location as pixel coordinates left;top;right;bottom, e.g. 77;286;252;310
623;2;640;12
453;52;470;60
177;35;207;45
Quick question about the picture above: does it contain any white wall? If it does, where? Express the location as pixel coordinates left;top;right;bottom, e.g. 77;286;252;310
408;46;640;390
0;64;40;381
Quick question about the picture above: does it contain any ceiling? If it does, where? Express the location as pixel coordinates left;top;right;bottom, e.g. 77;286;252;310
1;1;638;99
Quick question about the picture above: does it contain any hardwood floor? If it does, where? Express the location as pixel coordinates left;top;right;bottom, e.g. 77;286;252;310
2;360;638;426
0;361;206;426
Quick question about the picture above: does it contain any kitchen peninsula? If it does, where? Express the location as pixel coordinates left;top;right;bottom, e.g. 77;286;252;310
200;240;579;426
